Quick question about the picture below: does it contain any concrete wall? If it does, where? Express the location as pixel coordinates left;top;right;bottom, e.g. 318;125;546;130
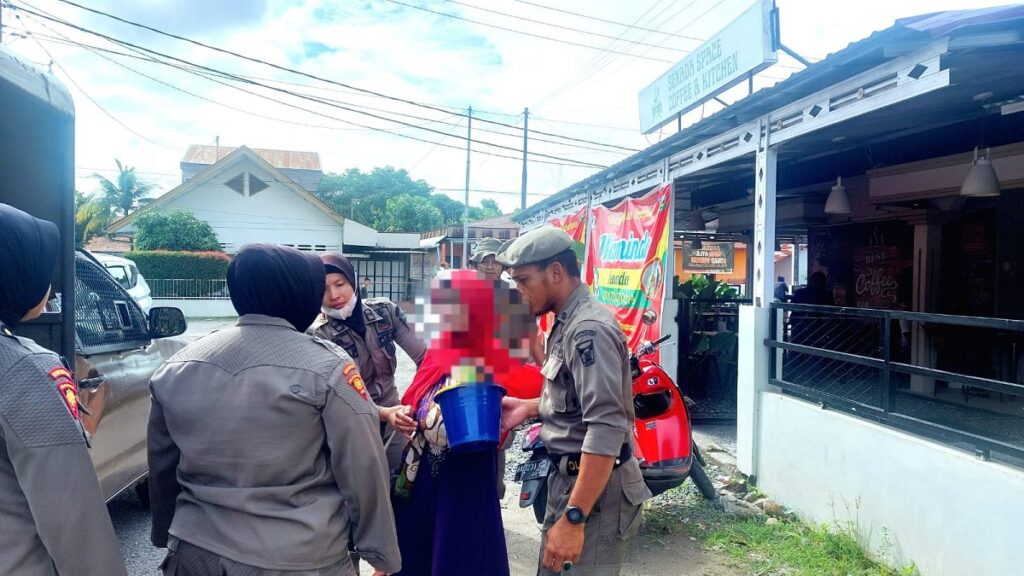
155;299;236;318
756;391;1024;576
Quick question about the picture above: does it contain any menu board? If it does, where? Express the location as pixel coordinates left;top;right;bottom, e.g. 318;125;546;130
683;242;735;274
853;245;902;309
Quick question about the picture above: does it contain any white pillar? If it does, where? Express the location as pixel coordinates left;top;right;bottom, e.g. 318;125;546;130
752;140;777;307
738;122;778;479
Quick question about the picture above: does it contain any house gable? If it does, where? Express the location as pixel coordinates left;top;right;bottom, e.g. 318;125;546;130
108;147;344;253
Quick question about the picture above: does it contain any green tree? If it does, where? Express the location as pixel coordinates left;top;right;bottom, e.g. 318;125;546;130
381;195;444;232
317;166;433;228
478;199;501;219
133;209;222;251
75;196;113;248
93;159;155;217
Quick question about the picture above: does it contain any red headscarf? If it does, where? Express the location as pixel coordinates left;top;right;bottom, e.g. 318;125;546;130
402;270;543;410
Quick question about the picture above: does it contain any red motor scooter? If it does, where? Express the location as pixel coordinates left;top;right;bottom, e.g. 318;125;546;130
515;310;717;523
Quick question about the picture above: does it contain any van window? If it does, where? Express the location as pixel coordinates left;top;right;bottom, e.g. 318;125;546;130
105;264;134;289
76;255;150;353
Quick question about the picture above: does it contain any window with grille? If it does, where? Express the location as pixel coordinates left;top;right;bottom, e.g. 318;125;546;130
499;229;511;239
75;253;151;353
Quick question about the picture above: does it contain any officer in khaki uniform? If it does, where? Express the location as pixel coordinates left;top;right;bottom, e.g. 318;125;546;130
149;244;400;575
310;254;426;473
0;203;128;576
499;226;652;576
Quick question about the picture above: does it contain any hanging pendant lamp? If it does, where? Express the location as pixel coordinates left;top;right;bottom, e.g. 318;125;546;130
960;147;1001;198
824;176;851;215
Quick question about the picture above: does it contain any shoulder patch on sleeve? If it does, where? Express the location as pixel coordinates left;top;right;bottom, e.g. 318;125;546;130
49;367;80;420
575;339;596;367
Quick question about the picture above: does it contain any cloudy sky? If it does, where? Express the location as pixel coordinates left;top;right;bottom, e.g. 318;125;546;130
2;0;1004;214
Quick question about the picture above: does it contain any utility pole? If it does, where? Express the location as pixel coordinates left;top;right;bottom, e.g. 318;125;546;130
520;107;529;211
214;135;220;161
462;106;472;269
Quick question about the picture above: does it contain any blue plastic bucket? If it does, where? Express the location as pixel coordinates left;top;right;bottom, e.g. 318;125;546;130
435;383;506;452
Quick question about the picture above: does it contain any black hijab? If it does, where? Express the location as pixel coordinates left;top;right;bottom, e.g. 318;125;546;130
0;203;60;328
321;253;367;338
227;244;325;331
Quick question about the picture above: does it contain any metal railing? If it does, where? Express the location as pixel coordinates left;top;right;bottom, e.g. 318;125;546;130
768;302;1024;466
150;279;230;300
150;279;430;303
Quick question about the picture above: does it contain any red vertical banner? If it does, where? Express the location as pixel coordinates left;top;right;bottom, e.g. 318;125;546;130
585;184;672;360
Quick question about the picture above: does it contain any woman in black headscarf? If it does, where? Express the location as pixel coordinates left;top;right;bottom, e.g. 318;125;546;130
309;253;426;473
0;203;128;576
148;243;401;576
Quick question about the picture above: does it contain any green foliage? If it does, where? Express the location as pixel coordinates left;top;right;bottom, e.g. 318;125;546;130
126;251;230;281
92;159;155;217
133;209;221;252
74;194;112;248
674;274;739;300
315;165;503;231
381;195;445;232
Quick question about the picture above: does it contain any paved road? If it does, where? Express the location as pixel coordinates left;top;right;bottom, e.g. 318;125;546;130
112;318;418;575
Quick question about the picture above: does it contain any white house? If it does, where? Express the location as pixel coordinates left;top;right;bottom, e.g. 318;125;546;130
107;145;423;303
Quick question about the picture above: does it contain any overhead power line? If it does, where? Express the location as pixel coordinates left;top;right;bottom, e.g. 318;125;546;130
378;0;676;63
15;15;177;149
46;0;640;153
441;0;693;52
14;3;610;169
510;0;705;41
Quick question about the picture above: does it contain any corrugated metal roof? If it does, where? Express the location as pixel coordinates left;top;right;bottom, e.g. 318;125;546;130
181;145;322;171
516;3;1024;222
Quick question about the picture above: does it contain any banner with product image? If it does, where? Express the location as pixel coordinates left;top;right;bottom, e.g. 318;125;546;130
585;184;672;360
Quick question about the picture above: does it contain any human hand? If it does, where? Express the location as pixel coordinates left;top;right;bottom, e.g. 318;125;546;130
501;396;532;436
381;405;417;438
543;516;584;572
371;569;388;576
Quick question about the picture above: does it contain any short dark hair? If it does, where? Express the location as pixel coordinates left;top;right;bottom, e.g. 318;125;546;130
535;248;581;278
778;276;785;282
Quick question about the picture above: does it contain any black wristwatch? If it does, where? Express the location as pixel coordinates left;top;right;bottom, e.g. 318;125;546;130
565;505;588;525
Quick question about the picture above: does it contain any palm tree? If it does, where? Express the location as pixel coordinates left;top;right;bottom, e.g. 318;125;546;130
75;197;112;248
93;159;155;217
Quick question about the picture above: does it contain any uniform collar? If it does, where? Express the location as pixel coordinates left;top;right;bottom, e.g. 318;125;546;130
237;314;299;330
0;321;12;337
555;284;590;324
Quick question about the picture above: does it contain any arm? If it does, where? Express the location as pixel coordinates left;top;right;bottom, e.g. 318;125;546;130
545;322;630;568
148;379;181;548
323;370;401;575
1;358;128;576
393;305;426;366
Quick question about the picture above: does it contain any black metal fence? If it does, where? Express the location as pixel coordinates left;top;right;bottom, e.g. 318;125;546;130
768;303;1024;466
679;298;751;421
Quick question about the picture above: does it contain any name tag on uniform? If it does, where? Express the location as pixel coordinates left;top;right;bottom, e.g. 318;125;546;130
541;353;563;380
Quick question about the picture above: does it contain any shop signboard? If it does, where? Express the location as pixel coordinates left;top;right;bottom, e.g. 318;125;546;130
683;242;735;274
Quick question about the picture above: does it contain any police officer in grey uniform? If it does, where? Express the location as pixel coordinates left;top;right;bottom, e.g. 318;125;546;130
148;244;400;576
0;203;128;576
309;253;425;473
499;226;652;576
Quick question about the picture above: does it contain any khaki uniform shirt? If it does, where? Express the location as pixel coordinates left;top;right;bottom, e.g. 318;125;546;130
148;315;400;574
309;299;425;409
539;285;636;458
0;323;127;576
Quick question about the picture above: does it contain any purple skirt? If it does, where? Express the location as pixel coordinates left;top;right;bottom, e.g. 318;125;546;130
393;446;510;576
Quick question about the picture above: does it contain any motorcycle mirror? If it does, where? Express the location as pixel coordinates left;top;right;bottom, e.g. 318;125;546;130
642;310;658;326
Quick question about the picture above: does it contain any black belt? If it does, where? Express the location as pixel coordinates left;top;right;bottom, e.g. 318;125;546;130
549;444;632;477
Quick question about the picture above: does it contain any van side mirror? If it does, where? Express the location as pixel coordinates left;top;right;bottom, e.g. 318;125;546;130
149;307;187;339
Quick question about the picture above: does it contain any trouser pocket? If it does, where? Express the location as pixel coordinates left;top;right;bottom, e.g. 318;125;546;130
618;479;650;539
